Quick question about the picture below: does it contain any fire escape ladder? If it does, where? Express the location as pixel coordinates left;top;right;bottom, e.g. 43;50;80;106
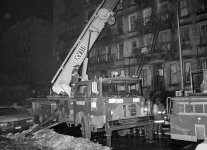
135;0;159;78
150;0;159;54
135;54;145;78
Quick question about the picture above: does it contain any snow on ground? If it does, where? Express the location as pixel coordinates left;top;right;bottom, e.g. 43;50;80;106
2;125;110;150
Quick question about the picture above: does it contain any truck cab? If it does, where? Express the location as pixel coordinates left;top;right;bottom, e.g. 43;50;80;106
72;77;153;139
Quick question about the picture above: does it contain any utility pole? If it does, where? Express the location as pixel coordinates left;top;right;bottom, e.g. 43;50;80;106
177;9;184;92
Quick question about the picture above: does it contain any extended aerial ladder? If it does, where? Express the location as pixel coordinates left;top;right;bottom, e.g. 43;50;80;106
51;0;120;97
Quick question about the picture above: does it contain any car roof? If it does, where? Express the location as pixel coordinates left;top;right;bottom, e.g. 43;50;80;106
0;105;15;109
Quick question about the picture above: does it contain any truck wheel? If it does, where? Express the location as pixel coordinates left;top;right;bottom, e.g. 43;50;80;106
81;116;91;140
117;129;129;136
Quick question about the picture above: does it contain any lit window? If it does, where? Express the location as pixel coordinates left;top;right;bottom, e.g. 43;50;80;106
143;8;152;25
179;0;189;17
184;62;191;84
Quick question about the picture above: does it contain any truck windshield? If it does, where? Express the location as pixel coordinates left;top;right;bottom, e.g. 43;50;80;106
102;80;142;97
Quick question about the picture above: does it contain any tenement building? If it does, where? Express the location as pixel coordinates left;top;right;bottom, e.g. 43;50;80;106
0;18;52;104
54;0;207;99
53;0;207;98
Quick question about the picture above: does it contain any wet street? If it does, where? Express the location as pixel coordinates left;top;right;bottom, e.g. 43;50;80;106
0;123;201;150
53;123;200;150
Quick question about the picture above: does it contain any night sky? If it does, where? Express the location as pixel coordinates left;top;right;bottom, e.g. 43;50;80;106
0;0;53;30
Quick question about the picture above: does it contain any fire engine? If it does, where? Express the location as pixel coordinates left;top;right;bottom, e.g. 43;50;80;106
28;0;154;147
167;69;207;142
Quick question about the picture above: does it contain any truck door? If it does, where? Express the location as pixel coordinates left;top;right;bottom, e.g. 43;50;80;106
88;81;102;116
74;83;89;115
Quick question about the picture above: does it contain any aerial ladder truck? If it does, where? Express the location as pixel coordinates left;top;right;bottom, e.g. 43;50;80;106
29;0;154;147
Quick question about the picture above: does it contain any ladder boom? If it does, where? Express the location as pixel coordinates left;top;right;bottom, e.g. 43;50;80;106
51;0;120;95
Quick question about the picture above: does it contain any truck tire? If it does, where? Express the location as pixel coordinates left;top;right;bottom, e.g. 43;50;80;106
81;115;91;140
117;129;129;136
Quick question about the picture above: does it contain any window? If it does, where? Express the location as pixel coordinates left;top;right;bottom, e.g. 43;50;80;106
170;63;177;84
160;3;169;20
200;24;207;35
120;69;125;76
105;46;111;61
116;0;123;11
184;62;191;84
85;11;89;22
130;70;136;77
176;103;184;113
200;24;207;44
179;0;189;17
77;85;87;95
128;13;137;31
159;30;171;51
195;104;204;113
197;0;207;14
118;43;124;59
141;69;147;87
201;59;207;70
185;104;193;113
129;0;136;6
117;17;123;35
131;40;137;54
180;28;191;49
143;8;152;25
143;34;153;46
205;104;207;113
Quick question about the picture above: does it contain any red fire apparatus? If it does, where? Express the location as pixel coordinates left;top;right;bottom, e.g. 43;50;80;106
167;69;207;142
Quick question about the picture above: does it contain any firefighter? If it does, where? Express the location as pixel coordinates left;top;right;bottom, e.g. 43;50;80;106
70;65;80;97
70;65;80;86
153;97;165;136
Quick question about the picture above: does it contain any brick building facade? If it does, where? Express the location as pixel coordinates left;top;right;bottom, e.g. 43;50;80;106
0;18;52;104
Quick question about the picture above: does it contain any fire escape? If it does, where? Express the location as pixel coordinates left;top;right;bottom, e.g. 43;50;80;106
135;0;172;92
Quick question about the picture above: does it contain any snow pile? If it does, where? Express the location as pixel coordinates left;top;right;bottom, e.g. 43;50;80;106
4;126;110;150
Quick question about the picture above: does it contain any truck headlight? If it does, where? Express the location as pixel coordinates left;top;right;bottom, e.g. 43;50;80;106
26;119;33;123
0;122;8;127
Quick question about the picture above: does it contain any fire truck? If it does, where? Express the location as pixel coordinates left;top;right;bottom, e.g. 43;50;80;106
166;69;207;142
29;0;154;147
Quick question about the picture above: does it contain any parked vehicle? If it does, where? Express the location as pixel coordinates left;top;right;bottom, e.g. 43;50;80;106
0;106;34;134
166;70;207;142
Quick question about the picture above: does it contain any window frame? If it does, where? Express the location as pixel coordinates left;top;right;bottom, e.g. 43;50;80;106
179;0;189;17
128;13;137;32
117;43;124;59
170;63;178;85
184;62;191;84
